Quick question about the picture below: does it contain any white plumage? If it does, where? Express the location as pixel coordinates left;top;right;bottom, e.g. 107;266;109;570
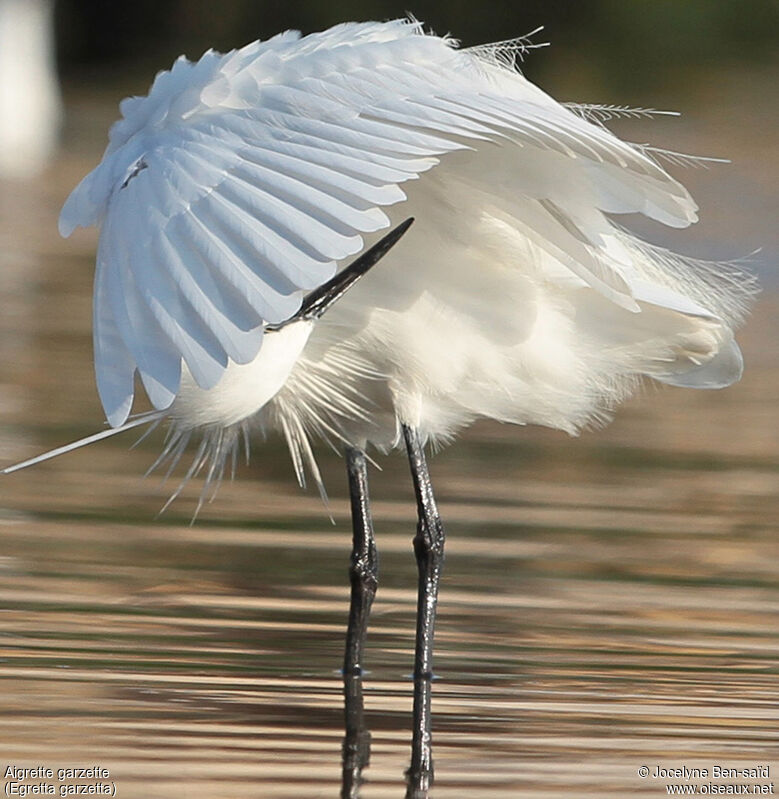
24;18;755;494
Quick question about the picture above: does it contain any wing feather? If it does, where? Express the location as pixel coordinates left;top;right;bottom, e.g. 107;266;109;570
127;226;229;389
93;242;137;427
61;21;705;424
157;227;265;364
230;154;390;232
123;170;239;388
204;185;335;287
237;138;414;201
222;167;365;259
212;112;437;178
179;203;304;318
102;201;182;409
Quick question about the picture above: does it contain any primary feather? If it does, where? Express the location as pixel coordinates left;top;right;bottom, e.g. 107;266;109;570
57;18;754;496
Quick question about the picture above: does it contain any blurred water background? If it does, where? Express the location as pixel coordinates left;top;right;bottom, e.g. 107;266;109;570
0;2;777;797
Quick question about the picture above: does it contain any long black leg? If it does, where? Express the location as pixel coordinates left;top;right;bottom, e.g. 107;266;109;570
343;446;378;675
402;424;446;798
341;446;377;799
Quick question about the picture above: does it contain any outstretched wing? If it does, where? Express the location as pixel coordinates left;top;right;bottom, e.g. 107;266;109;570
61;19;698;426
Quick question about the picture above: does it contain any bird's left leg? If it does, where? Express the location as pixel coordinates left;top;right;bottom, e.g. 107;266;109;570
402;424;446;797
343;446;378;675
341;446;377;798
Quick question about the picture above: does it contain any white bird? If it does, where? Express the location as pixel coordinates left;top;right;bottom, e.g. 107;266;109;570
3;18;754;790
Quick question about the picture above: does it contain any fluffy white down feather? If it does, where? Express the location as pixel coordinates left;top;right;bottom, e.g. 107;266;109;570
58;18;754;494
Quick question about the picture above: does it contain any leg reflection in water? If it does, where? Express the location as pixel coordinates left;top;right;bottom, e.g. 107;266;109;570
341;670;372;799
340;440;446;798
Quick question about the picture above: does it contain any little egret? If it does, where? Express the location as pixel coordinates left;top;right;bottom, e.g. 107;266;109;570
3;18;754;792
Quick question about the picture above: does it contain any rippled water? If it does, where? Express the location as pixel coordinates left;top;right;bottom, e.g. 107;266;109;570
0;86;777;797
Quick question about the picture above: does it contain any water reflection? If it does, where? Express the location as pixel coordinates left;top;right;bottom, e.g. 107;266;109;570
0;85;777;798
1;427;776;797
342;671;371;798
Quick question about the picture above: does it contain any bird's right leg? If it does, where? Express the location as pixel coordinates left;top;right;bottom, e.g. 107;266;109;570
402;424;446;798
341;446;377;799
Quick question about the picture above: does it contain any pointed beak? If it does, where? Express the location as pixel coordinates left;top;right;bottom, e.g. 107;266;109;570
274;217;414;328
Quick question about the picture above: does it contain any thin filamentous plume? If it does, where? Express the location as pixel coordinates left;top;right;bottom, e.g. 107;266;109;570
2;19;757;794
631;143;730;170
565;103;681;123
612;229;759;324
129;414;165;450
150;422;249;520
1;411;164;474
467;27;549;68
266;346;384;501
564;105;729;171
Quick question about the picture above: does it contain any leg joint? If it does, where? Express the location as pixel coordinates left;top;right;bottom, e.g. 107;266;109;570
414;520;445;560
349;552;378;593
